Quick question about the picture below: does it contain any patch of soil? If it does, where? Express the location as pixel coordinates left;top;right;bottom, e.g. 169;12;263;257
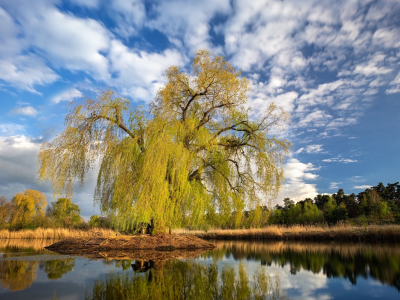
45;234;216;261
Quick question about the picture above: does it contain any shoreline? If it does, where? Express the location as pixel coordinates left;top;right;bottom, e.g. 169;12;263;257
186;224;400;242
1;225;400;243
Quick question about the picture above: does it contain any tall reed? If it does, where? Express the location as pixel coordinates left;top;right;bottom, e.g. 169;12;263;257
0;228;117;239
179;224;400;241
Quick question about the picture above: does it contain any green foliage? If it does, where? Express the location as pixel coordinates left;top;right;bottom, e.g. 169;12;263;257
88;215;114;229
270;200;323;225
0;259;38;291
38;50;290;233
88;215;101;228
395;213;400;224
50;198;81;228
242;206;270;228
10;190;47;228
323;197;337;223
0;196;14;228
332;202;348;222
301;201;324;224
270;208;284;225
42;259;76;280
269;182;399;226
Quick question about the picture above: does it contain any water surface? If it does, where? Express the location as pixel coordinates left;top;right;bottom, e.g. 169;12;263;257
0;239;399;299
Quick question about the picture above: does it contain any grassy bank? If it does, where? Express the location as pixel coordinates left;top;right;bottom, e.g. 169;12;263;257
181;224;400;242
3;225;400;242
0;228;117;239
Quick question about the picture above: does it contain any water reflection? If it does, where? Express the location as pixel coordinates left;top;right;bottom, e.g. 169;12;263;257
204;241;400;290
0;239;56;252
0;239;399;299
84;260;287;300
0;260;37;291
40;258;76;280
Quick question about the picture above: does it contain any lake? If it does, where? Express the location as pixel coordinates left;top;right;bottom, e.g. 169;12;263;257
0;239;399;299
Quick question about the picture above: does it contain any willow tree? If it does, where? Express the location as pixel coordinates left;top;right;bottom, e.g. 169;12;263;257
11;190;47;228
38;50;290;233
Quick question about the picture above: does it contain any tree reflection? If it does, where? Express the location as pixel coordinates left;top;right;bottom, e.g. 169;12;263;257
114;260;132;271
0;260;38;291
207;241;400;290
41;258;76;280
85;260;288;300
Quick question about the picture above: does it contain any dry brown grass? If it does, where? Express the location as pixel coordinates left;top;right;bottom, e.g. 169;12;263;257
178;224;400;242
0;228;117;240
0;238;57;250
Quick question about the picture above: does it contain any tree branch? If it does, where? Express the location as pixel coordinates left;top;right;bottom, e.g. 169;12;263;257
92;114;136;139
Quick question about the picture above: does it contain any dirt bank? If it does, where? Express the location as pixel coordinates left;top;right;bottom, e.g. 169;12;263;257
45;234;215;260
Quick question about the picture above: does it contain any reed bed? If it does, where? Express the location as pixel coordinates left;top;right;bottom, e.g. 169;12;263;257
179;224;400;242
0;228;117;240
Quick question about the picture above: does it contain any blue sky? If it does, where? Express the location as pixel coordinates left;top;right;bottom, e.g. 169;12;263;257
0;0;399;218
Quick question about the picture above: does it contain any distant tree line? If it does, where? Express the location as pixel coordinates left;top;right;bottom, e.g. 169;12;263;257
201;182;400;229
0;190;114;230
269;182;400;226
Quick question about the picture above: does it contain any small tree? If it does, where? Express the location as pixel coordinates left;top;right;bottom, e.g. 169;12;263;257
11;190;46;228
88;215;101;228
323;197;337;224
283;197;294;208
38;50;290;233
51;198;81;228
0;196;14;227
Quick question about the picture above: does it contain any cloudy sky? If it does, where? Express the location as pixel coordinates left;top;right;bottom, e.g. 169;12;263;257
0;0;399;218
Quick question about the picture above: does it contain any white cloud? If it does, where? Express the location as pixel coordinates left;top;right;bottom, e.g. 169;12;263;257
11;106;39;117
390;72;400;85
386;71;400;94
0;135;42;192
109;0;146;37
0;55;59;93
298;80;344;108
329;182;342;189
224;0;311;71
52;88;83;103
323;155;357;163
26;8;111;80
0;124;25;135
372;28;400;48
2;0;111;83
353;54;392;76
326;117;357;129
276;158;319;203
147;0;231;53
386;86;400;94
298;110;332;127
353;185;372;190
250;90;298;117
108;40;184;101
351;176;365;183
296;144;324;154
0;7;24;58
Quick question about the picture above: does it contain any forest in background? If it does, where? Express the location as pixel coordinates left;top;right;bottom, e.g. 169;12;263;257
0;181;399;231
